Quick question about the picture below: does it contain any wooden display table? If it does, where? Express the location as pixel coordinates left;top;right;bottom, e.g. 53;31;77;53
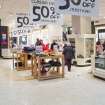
13;52;33;70
32;54;64;80
13;52;64;80
12;52;36;80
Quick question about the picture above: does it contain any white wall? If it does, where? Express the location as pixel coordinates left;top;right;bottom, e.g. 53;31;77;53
72;16;91;34
48;24;63;43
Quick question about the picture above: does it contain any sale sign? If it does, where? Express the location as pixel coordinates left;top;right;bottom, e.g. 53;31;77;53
16;13;33;28
11;28;33;37
29;0;60;25
55;0;99;17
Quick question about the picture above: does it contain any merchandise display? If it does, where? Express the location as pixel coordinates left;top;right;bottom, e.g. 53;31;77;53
92;56;105;79
13;52;33;70
67;34;96;66
1;0;105;104
35;53;64;80
13;51;64;80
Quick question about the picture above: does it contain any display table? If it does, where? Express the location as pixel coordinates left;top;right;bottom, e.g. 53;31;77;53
12;52;37;80
33;54;64;80
13;52;33;70
13;52;64;80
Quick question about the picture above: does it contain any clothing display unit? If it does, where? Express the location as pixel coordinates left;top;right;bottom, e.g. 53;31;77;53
92;56;105;79
12;52;37;80
13;52;33;71
67;34;96;66
36;54;64;80
13;51;64;81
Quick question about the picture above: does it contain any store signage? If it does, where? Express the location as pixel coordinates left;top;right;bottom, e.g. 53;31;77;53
30;0;60;25
55;0;98;16
16;13;33;28
11;28;32;37
15;13;34;37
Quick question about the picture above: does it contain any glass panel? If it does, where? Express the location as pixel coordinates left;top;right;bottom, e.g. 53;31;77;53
85;38;94;58
77;38;84;58
95;57;105;69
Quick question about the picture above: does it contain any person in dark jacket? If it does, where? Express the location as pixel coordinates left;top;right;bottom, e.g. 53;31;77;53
63;43;74;71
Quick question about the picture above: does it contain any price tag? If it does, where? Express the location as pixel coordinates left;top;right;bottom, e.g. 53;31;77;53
30;0;60;25
55;0;99;16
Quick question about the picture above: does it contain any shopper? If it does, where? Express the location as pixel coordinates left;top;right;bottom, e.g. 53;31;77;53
63;43;67;49
35;38;41;46
96;41;103;56
50;40;59;51
63;42;74;71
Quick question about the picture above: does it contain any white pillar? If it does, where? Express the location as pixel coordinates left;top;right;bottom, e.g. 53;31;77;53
71;16;95;66
72;16;91;34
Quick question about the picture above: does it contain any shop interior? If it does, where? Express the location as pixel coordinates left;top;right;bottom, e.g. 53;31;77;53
0;0;105;80
0;19;105;80
0;0;105;104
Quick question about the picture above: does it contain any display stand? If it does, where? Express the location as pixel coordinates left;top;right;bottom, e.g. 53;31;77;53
32;54;64;80
92;56;105;79
13;52;33;70
12;52;37;80
13;52;64;80
67;34;96;66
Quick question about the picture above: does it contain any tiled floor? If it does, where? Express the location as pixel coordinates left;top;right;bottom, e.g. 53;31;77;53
0;59;105;105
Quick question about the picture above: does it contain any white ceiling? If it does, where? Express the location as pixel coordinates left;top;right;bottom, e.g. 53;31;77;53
0;0;29;17
0;0;105;26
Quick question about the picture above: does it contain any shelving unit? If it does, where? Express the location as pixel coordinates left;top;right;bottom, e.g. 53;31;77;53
67;34;96;66
92;56;105;79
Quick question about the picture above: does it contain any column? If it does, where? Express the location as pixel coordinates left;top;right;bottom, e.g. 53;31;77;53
72;16;91;34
